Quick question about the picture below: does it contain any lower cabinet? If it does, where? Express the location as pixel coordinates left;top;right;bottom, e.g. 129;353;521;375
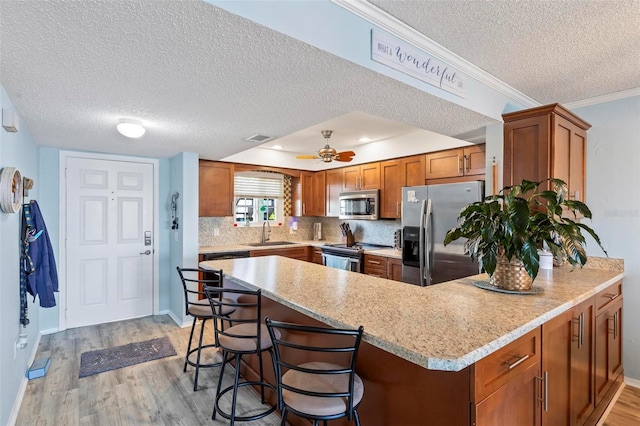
387;258;403;281
541;297;594;425
310;246;323;265
472;328;541;426
363;254;387;277
472;280;624;426
363;254;403;282
249;246;309;261
594;297;623;405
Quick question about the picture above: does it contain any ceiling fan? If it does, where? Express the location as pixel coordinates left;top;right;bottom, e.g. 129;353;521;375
296;130;356;163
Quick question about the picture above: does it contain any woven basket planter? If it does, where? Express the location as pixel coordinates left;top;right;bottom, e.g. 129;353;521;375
489;255;533;291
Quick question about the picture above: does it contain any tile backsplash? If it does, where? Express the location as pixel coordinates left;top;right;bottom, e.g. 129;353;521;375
199;216;401;247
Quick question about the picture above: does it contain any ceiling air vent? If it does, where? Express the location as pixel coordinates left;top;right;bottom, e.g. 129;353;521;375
244;134;274;143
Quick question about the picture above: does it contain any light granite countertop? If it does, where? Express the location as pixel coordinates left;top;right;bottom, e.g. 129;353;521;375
199;241;401;257
200;256;623;372
199;240;335;254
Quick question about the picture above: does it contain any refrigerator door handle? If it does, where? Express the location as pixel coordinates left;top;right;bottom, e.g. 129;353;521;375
418;199;426;286
424;199;432;286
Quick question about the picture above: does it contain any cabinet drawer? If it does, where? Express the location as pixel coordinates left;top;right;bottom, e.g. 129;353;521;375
473;328;541;402
364;254;388;277
596;280;622;316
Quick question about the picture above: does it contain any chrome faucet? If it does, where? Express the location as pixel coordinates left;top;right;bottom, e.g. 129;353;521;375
261;221;271;243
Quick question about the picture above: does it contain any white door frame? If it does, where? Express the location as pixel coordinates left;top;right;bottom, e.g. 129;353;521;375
58;150;160;331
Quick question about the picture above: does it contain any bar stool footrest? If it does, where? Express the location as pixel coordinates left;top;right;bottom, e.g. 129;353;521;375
185;344;221;369
214;381;277;422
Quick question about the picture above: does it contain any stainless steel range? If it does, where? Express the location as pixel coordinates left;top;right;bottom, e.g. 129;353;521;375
321;242;392;272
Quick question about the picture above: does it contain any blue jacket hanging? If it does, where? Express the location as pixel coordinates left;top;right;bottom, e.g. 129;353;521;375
21;200;58;308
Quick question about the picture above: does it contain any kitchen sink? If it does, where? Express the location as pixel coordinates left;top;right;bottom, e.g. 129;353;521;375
245;241;298;247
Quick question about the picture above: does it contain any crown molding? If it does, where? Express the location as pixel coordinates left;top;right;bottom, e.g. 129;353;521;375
332;0;540;109
564;87;640;110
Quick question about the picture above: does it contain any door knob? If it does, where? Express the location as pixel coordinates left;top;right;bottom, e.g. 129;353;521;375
139;250;151;255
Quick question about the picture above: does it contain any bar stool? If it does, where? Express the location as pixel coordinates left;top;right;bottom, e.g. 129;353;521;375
204;287;278;425
176;267;235;391
265;318;365;426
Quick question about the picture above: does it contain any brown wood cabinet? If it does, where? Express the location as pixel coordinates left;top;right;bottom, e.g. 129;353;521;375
325;168;343;217
503;104;590;202
363;254;387;278
249;246;309;261
342;163;380;191
541;297;595;425
380;155;426;219
472;328;541;426
425;144;486;184
387;257;402;281
296;171;326;216
199;160;234;217
310;246;323;265
594;283;623;406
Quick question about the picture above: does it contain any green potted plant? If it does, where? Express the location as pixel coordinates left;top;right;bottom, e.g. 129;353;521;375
444;178;607;291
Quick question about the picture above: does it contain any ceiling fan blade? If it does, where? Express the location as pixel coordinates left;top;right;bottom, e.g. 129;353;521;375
335;151;356;162
296;155;318;159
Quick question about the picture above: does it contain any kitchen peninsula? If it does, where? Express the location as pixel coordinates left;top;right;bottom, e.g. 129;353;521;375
200;256;624;426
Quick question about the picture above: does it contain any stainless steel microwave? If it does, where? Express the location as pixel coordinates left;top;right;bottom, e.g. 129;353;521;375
339;190;379;220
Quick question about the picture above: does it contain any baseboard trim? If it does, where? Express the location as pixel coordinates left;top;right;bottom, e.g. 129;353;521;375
159;309;190;328
8;332;42;426
625;376;640;389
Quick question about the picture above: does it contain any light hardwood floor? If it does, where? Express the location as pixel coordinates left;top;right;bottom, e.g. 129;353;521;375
17;315;640;425
603;384;640;426
16;315;280;425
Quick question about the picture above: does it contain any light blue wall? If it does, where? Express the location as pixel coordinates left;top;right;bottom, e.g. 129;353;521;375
158;157;172;311
37;147;60;332
168;152;200;324
0;86;41;425
573;96;640;381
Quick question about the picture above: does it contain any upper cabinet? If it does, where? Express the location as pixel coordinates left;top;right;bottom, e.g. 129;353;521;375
503;104;590;202
425;144;486;184
297;171;326;217
199;160;234;217
380;155;426;219
342;163;380;191
325;168;343;217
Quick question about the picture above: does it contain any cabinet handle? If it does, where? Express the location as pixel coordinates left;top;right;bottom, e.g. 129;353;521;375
604;293;619;301
458;156;463;174
368;260;381;265
464;154;469;172
505;353;529;369
396;201;400;216
579;312;584;348
614;311;619;339
536;371;549;412
302;203;306;215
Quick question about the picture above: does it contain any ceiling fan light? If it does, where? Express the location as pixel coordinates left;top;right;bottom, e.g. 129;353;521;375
117;120;145;138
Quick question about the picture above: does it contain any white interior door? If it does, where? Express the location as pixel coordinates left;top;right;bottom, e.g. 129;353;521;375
65;157;154;328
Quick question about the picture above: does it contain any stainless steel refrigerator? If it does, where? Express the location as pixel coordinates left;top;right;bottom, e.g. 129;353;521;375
401;181;484;286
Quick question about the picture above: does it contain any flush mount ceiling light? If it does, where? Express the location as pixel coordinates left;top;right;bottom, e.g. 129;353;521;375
271;144;283;150
358;137;372;143
116;119;145;138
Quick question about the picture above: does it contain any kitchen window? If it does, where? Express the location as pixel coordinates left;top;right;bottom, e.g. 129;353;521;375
234;172;284;226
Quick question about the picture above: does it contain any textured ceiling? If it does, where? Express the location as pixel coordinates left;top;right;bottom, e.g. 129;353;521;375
0;0;494;164
370;0;640;104
0;0;638;166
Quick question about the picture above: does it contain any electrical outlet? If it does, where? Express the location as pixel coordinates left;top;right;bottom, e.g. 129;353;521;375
213;228;220;237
